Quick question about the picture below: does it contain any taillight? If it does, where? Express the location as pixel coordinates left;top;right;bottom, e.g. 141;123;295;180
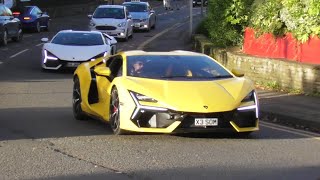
13;12;20;15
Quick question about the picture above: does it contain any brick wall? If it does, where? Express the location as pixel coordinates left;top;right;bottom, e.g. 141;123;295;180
193;34;320;94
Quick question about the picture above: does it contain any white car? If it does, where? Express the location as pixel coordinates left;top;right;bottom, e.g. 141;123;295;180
41;30;117;70
88;5;133;41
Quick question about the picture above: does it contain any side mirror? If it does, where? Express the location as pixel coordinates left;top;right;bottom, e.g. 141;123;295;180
127;15;132;19
150;10;155;14
88;14;93;19
41;38;49;42
94;66;111;77
43;12;48;15
231;68;244;77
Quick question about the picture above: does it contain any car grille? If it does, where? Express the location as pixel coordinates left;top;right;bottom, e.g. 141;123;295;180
133;19;141;23
95;26;116;30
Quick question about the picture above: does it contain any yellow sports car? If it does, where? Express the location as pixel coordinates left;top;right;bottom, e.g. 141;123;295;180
73;50;259;135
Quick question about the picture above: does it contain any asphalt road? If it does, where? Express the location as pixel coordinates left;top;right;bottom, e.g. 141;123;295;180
0;3;319;180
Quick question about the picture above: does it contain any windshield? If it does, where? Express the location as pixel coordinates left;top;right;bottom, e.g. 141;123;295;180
51;32;104;46
123;4;147;12
126;55;232;80
93;7;125;19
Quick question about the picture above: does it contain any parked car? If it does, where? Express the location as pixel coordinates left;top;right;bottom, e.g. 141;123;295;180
0;4;23;46
193;0;208;7
41;30;117;70
122;0;156;32
88;5;133;41
12;6;50;32
73;50;259;135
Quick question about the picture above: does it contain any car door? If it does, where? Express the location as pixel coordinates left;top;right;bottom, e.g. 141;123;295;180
148;5;155;26
94;55;123;119
125;8;133;34
32;7;44;26
3;6;18;37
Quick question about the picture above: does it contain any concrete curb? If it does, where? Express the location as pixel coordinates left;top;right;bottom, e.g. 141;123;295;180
260;111;320;134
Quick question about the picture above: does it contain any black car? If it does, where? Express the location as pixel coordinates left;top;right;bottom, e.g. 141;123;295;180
0;4;23;46
193;0;208;7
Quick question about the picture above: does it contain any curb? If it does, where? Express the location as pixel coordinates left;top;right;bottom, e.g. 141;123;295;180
260;111;320;134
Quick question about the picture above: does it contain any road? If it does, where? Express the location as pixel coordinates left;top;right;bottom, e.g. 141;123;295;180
0;3;319;180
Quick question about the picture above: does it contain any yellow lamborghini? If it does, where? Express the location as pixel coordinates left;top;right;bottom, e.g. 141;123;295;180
73;50;259;135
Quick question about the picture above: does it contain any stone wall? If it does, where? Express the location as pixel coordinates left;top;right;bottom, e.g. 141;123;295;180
193;34;320;94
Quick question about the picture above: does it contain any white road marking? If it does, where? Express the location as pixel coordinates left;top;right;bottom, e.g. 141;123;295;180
137;22;184;50
24;35;32;38
36;43;44;47
260;121;320;140
10;49;29;58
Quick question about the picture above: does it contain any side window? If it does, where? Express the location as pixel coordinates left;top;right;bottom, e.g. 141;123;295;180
108;56;123;78
0;7;5;16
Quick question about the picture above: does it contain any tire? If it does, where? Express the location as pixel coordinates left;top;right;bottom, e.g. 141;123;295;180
146;21;151;32
151;19;156;29
109;87;125;135
72;77;88;120
35;21;41;33
12;28;23;42
0;30;8;46
45;20;50;31
124;30;129;42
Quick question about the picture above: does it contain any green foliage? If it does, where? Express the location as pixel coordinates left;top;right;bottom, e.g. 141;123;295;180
280;0;320;42
203;0;253;47
250;0;285;37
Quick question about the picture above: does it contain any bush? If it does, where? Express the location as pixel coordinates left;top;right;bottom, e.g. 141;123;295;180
201;0;253;47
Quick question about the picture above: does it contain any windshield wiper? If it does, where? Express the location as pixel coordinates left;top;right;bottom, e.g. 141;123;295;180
160;75;193;79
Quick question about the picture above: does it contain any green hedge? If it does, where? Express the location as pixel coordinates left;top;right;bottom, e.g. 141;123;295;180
201;0;320;47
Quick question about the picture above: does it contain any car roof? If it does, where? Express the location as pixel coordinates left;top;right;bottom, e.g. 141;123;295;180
58;30;102;35
123;1;149;5
97;5;125;9
122;50;205;56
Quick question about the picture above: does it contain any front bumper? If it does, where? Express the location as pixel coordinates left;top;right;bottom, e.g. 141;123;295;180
120;92;259;134
89;26;127;39
132;21;149;30
42;58;89;70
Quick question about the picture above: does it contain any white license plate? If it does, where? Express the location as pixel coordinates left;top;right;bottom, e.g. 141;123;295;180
66;62;80;67
134;23;140;27
195;118;218;126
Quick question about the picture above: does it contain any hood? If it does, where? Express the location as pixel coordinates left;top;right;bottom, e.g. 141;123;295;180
43;43;109;61
124;77;254;112
130;12;148;20
92;18;126;26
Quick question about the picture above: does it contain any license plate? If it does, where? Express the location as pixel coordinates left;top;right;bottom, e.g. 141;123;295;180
195;118;218;126
134;23;140;27
66;62;80;67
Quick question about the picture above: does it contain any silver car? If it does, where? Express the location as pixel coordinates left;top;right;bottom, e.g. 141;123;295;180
122;1;156;32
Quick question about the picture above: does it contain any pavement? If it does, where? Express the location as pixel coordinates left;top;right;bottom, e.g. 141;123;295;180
143;13;320;134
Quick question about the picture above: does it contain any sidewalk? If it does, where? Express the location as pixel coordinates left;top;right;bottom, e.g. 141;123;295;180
143;15;320;134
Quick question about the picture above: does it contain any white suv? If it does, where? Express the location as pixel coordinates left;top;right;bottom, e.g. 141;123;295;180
88;5;133;41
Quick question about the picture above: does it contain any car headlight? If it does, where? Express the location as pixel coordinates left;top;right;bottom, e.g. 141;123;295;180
117;22;126;27
90;52;108;61
241;90;254;102
43;50;58;63
130;91;158;103
89;21;95;26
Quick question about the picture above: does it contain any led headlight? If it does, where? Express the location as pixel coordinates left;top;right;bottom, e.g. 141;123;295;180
117;22;126;27
131;91;158;103
90;52;108;61
43;50;58;63
241;91;254;102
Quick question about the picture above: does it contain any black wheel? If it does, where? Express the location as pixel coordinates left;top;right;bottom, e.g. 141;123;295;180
12;28;23;42
146;21;151;32
35;21;41;33
151;18;156;29
124;30;129;42
109;87;125;135
0;30;8;46
73;77;88;120
45;20;50;31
